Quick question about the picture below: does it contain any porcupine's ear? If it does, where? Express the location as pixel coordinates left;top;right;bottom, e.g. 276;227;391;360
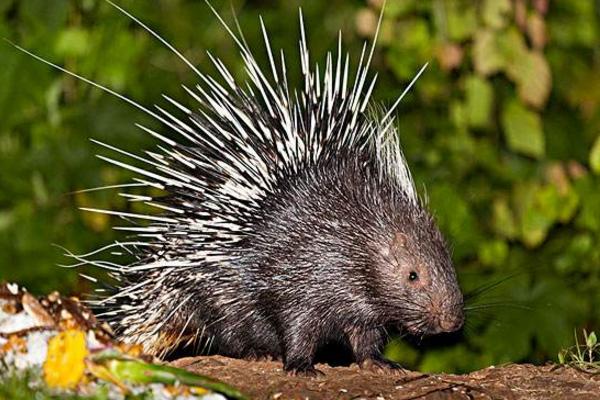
392;232;408;250
379;231;408;260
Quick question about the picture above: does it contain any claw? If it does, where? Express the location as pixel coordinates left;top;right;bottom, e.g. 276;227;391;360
359;358;406;375
285;366;325;378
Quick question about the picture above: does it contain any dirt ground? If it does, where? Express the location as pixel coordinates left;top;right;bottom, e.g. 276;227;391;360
171;356;600;399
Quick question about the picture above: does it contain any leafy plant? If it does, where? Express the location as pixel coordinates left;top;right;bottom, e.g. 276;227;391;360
558;330;600;372
0;369;112;400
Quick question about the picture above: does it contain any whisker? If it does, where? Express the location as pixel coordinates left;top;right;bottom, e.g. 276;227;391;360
465;302;533;312
464;271;524;302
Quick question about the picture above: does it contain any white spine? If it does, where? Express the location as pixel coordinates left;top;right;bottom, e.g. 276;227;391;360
15;2;426;354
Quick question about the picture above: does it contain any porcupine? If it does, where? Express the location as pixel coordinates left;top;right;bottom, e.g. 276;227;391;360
20;1;465;374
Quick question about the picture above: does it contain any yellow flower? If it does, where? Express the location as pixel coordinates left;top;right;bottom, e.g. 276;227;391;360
43;330;88;389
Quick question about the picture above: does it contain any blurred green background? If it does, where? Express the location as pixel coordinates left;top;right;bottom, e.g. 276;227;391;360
1;0;599;373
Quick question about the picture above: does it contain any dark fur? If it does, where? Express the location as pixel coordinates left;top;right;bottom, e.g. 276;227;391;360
129;152;464;374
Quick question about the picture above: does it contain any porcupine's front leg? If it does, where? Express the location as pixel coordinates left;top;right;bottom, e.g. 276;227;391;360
280;315;323;376
347;327;404;373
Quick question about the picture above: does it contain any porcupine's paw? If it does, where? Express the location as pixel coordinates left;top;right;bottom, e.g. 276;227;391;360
285;365;325;378
359;356;406;375
347;328;406;375
245;353;277;362
281;320;324;377
283;356;324;378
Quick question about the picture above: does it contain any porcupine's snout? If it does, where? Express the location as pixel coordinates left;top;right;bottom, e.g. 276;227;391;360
426;293;464;334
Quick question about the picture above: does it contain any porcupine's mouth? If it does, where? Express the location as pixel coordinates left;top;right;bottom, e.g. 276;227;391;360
401;318;463;337
400;318;445;337
402;324;426;336
395;319;427;337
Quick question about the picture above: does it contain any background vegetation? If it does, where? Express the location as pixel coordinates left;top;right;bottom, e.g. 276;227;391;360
1;0;599;373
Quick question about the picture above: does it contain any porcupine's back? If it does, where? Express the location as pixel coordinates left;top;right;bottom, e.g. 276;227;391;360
74;5;432;358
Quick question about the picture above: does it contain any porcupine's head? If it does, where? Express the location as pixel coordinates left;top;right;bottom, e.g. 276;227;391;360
373;206;464;337
357;154;464;337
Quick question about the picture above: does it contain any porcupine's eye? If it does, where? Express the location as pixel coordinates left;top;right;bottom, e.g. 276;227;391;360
408;271;419;281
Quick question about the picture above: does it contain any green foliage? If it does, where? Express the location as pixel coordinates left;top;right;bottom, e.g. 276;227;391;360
558;330;600;372
502;99;544;159
0;369;112;400
372;0;599;372
0;0;599;373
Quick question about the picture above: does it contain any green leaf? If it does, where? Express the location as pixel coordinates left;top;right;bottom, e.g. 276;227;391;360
450;100;468;130
575;176;600;232
428;183;481;259
445;3;477;41
548;1;598;47
482;0;512;29
587;331;597;348
557;187;580;223
54;27;91;57
395;18;431;49
536;185;562;221
520;206;552;247
473;29;504;75
465;75;493;128
478;239;509;267
558;349;566;364
0;205;15;231
497;28;529;68
94;356;249;400
590;135;600;174
554;233;594;273
513;182;553;247
384;0;417;18
502;99;545;158
492;198;518;239
509;51;552;109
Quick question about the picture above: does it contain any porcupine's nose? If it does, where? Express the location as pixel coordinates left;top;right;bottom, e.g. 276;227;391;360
438;311;464;332
428;296;464;334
